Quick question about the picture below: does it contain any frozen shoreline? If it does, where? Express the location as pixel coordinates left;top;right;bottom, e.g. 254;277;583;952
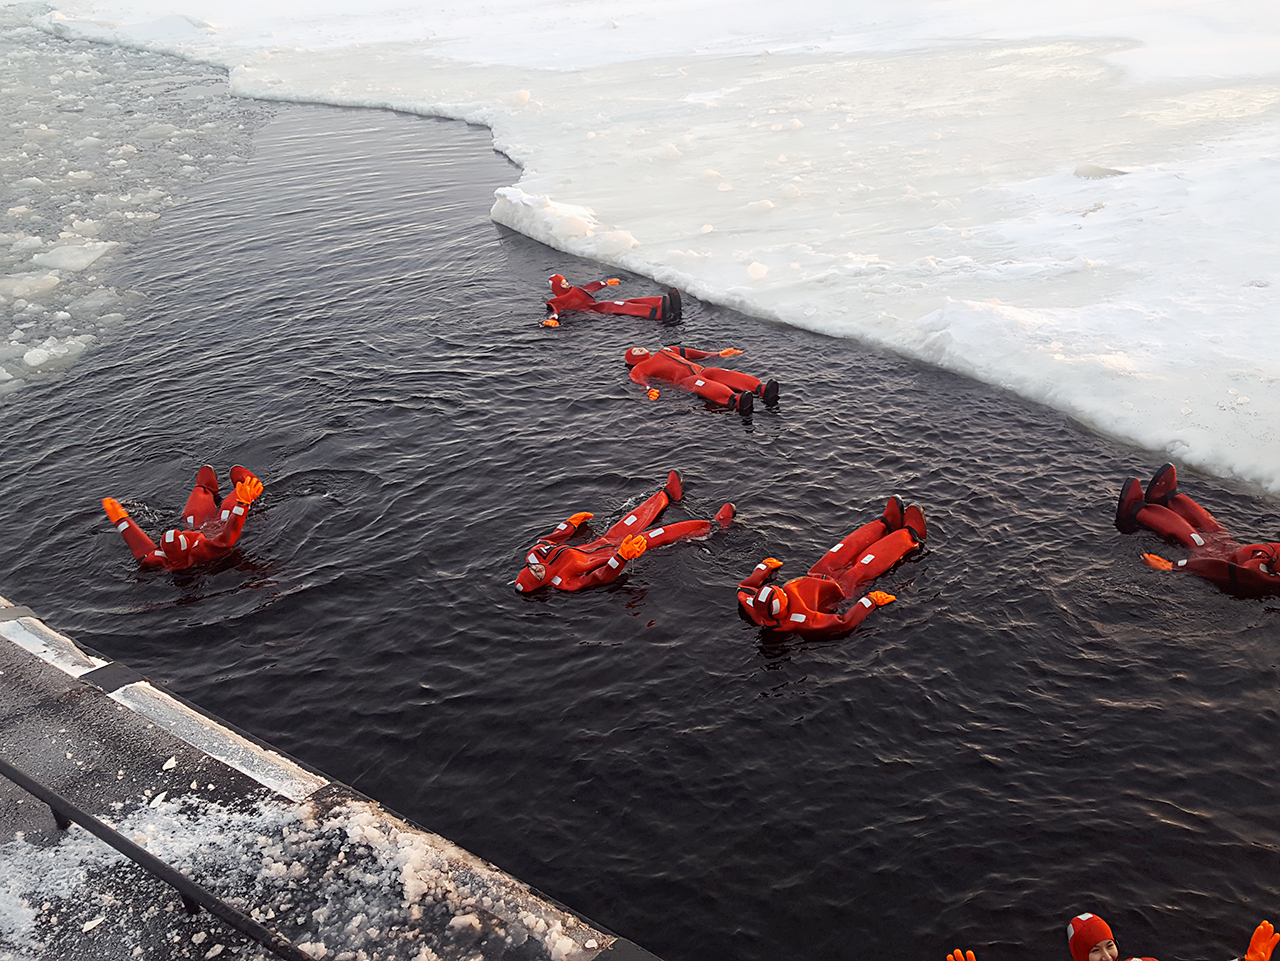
5;0;1280;492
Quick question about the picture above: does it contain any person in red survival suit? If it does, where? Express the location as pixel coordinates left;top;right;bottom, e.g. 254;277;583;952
1115;462;1280;597
624;344;780;415
515;470;734;592
102;465;264;571
737;497;926;638
542;274;682;326
944;912;1278;961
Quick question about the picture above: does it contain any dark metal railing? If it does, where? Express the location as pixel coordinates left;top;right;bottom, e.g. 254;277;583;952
0;755;314;961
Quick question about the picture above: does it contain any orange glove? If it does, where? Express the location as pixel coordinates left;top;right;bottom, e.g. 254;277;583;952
1245;921;1279;961
761;557;784;570
619;534;647;560
235;476;264;505
948;951;976;961
718;347;744;357
102;497;128;523
566;512;594;526
541;317;560;327
1142;552;1173;571
647;388;660;400
867;591;896;606
604;278;621;286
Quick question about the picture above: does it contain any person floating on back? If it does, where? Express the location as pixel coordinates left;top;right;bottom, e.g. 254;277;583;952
1115;462;1280;597
102;465;263;571
944;911;1279;961
542;273;682;326
737;497;926;638
625;344;779;415
514;470;733;592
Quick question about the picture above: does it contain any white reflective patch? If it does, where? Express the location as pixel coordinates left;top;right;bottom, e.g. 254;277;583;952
859;597;873;609
515;583;524;591
185;515;194;526
155;550;167;559
695;379;706;387
771;597;781;616
624;515;637;526
232;505;245;516
860;553;875;564
556;522;568;531
828;542;844;553
608;557;619;569
744;596;754;607
1192;533;1204;546
648;527;664;537
116;521;129;532
613;301;625;306
551;576;562;585
1177;559;1188;567
221;510;230;521
528;553;538;565
755;562;768;571
759;586;772;600
789;613;806;623
178;535;188;551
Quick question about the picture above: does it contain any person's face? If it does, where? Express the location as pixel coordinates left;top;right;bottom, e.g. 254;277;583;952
1089;938;1119;961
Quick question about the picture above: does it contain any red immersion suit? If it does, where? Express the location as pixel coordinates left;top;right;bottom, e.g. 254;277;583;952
515;470;733;592
543;274;682;325
625;345;779;414
103;465;263;571
737;498;926;638
1116;462;1280;597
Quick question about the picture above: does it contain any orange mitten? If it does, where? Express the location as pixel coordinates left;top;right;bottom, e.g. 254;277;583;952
234;476;264;505
1245;921;1279;961
619;534;648;560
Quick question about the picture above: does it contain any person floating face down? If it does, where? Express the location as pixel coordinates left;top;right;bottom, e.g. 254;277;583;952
542;274;682;327
514;470;734;592
102;465;264;571
624;344;779;416
1116;462;1280;597
736;496;926;638
943;912;1279;961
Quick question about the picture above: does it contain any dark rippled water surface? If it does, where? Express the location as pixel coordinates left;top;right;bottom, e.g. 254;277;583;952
4;105;1280;961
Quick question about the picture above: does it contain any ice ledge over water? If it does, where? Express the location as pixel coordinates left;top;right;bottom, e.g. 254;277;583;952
11;0;1280;492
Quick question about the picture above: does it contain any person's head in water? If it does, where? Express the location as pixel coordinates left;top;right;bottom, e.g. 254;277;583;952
624;346;651;366
548;274;571;294
514;543;553;592
1067;914;1118;961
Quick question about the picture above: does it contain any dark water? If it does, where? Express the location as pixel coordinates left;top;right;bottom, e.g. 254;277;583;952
3;104;1280;961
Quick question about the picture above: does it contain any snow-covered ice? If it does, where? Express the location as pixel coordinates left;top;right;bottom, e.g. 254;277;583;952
3;0;1279;491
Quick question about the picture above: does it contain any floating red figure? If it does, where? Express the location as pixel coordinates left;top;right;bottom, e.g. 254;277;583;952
102;465;263;571
946;913;1278;961
737;497;926;638
625;344;779;415
1116;462;1280;597
515;470;733;592
542;274;682;326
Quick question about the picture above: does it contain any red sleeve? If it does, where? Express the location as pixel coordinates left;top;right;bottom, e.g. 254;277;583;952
557;550;629;589
540;515;591;545
205;500;251;549
582;280;608;293
738;560;777;591
667;345;718;361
